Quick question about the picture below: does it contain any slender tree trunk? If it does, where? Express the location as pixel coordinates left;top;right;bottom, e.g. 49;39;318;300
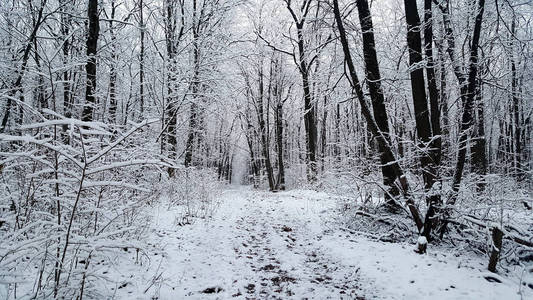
108;1;118;124
334;103;341;166
185;0;200;167
275;101;286;190
285;0;318;182
437;39;449;162
320;95;327;173
81;0;100;122
164;0;184;175
510;18;521;177
424;0;442;164
256;63;275;190
60;2;72;123
139;0;145;119
33;37;47;110
297;26;318;182
440;0;486;236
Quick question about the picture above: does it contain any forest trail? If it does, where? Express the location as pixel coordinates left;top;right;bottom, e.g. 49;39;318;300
139;188;365;299
111;187;523;299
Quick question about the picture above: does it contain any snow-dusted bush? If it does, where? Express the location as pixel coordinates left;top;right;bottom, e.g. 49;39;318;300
327;165;532;271
165;168;222;225
448;174;532;265
0;114;163;299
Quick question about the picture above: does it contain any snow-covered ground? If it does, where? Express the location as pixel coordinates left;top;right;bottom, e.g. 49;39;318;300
104;187;530;299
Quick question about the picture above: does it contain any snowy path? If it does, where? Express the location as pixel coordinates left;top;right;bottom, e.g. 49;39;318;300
111;187;526;299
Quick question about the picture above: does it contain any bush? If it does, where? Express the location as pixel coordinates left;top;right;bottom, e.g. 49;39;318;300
165;168;222;225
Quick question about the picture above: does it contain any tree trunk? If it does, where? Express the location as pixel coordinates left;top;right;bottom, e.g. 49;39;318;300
356;0;400;208
139;0;145;119
440;0;486;236
320;96;327;173
164;0;184;175
185;0;201;168
275;102;286;190
285;0;318;182
488;226;503;272
60;1;72;124
403;0;441;238
424;0;442;165
81;0;100;122
108;1;118;124
333;0;423;232
470;71;487;189
298;27;318;182
257;63;275;190
510;18;521;177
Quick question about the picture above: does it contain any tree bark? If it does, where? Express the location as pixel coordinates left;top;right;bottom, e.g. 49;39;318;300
108;1;118;124
285;0;318;182
275;101;286;190
60;1;72;124
333;0;423;231
403;0;441;238
356;0;400;208
510;18;521;176
185;0;201;168
139;0;145;119
256;62;275;190
470;70;487;189
81;0;100;122
441;0;486;236
164;0;184;175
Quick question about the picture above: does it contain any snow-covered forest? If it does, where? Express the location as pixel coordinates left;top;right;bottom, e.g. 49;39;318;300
0;0;532;298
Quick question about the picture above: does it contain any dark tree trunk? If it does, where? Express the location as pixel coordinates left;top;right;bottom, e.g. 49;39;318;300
356;0;400;208
510;18;521;176
275;102;286;190
403;0;441;238
423;0;442;164
285;0;317;182
185;0;201;168
60;2;72;123
139;0;145;119
488;226;503;272
164;0;184;175
81;0;100;122
33;37;47;110
437;39;449;162
298;27;318;182
257;63;275;190
108;1;118;124
334;103;341;166
441;0;486;236
333;0;423;232
184;102;198;167
243;108;261;187
470;71;487;189
320;96;327;173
